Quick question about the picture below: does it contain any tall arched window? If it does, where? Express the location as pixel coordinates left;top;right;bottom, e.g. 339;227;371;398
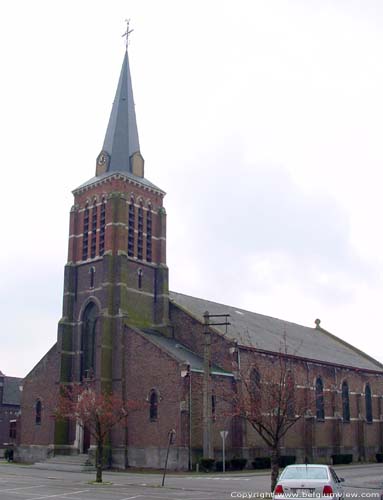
81;302;98;381
250;368;261;410
91;200;98;258
286;371;295;418
146;204;152;262
137;200;143;260
365;384;373;423
35;399;42;425
149;390;158;422
99;197;106;256
342;381;350;422
315;377;325;421
128;196;135;257
82;203;89;261
212;393;216;421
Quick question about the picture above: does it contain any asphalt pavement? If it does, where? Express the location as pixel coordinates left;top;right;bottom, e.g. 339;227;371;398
0;462;381;500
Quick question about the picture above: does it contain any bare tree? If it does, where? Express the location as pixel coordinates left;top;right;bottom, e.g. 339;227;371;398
231;351;312;492
55;384;140;483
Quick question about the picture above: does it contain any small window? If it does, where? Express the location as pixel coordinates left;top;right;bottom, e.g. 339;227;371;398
137;268;143;289
149;390;158;421
9;420;16;439
365;384;373;423
35;400;42;425
315;377;325;421
89;267;95;288
342;381;350;423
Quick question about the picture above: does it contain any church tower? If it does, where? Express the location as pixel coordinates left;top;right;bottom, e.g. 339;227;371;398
56;47;168;445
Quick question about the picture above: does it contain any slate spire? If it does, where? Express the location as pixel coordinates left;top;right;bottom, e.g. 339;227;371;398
96;48;144;177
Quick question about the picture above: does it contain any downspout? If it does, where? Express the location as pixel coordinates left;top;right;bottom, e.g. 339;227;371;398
189;365;192;470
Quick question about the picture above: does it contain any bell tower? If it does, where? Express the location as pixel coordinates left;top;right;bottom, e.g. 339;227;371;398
55;46;169;448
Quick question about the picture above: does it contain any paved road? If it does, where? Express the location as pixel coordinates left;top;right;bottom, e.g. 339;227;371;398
0;463;381;500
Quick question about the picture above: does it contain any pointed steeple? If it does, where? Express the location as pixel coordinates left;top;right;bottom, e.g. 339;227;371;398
96;49;144;177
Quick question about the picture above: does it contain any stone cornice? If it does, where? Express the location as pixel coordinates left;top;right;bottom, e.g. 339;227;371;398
72;172;165;198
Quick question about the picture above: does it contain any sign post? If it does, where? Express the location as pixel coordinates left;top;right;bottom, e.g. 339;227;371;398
162;429;176;487
220;430;228;473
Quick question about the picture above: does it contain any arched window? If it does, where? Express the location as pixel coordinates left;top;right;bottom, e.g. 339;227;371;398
91;200;98;258
137;200;144;260
99;198;106;256
315;377;325;421
286;371;295;418
342;381;350;423
128;196;135;257
365;384;373;423
149;390;158;421
80;302;98;381
35;399;42;425
82;203;89;261
212;393;216;421
250;368;261;408
146;204;152;262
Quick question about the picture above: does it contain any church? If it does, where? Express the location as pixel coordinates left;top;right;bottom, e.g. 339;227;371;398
17;45;383;470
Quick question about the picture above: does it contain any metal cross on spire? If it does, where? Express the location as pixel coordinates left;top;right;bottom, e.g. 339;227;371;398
122;19;134;49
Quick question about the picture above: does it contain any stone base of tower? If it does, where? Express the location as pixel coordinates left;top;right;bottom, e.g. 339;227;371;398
16;444;54;463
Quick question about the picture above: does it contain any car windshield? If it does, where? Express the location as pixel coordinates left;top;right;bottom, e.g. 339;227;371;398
281;467;329;480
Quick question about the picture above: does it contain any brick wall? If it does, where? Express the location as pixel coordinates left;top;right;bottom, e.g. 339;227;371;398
19;344;59;448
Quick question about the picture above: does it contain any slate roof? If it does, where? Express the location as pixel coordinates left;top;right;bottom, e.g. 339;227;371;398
169;291;383;372
102;50;140;173
2;376;22;406
140;330;233;377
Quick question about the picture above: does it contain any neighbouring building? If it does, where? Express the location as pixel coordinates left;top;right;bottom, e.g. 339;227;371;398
17;45;383;469
0;371;22;452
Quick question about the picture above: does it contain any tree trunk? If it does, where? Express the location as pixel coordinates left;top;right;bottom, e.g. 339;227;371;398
96;440;103;483
270;447;280;492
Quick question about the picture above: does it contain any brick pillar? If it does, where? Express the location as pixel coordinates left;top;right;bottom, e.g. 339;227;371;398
304;416;315;462
356;394;365;461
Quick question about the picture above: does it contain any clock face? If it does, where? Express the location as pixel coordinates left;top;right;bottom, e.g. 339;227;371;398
97;151;109;169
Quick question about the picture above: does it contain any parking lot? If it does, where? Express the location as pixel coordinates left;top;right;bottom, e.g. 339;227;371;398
0;462;382;500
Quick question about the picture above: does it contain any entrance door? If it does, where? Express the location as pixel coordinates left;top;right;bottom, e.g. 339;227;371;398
83;426;90;453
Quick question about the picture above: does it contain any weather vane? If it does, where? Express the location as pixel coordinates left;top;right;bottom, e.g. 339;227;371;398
122;19;134;49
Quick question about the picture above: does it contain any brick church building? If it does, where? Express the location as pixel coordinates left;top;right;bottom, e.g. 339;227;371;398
17;47;383;469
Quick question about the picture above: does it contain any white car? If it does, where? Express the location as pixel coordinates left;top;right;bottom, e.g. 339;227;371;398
273;464;344;499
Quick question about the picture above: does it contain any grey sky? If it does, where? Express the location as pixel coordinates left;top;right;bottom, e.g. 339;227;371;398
1;0;383;377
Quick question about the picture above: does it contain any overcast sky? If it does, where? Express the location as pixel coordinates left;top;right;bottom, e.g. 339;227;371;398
1;0;383;378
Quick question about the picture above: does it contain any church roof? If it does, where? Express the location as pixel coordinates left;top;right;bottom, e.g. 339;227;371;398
140;330;233;377
170;291;383;372
102;50;140;173
1;376;22;406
